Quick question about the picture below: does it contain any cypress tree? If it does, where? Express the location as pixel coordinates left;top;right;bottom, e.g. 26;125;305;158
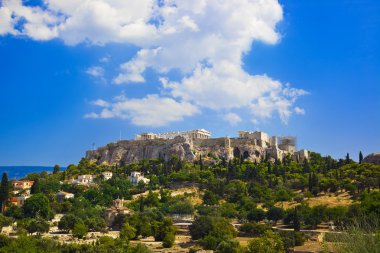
53;164;60;174
0;173;9;213
139;196;145;212
345;153;350;164
359;151;364;164
30;178;41;194
308;173;312;192
293;207;301;231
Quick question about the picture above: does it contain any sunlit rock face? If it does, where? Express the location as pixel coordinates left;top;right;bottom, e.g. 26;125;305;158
85;135;308;166
85;136;270;165
363;153;380;165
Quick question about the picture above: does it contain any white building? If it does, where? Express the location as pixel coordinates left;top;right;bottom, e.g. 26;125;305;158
135;129;211;141
56;191;75;202
128;172;150;185
70;175;94;186
102;171;113;180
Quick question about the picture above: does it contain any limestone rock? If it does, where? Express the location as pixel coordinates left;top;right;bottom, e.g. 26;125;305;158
85;136;297;165
362;152;380;165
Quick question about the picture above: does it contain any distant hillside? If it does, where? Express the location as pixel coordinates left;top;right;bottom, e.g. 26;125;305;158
0;166;64;179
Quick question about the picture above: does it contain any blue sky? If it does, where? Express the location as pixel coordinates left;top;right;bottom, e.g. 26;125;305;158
0;0;379;166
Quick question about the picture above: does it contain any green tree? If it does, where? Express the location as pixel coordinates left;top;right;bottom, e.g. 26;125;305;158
162;232;175;248
153;217;176;241
30;178;41;194
215;239;242;253
119;222;136;241
0;214;13;230
224;180;247;203
203;190;218;205
359;151;364;164
239;222;270;237
267;207;284;224
53;165;60;174
23;193;50;219
58;214;83;232
190;216;237;250
0;173;9;213
246;230;285;253
72;222;88;239
247;208;266;222
345;153;350;164
293;207;301;231
26;218;50;235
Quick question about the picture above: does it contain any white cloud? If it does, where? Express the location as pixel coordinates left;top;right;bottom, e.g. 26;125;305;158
0;0;308;126
295;107;305;115
86;66;104;78
83;112;99;119
91;99;109;107
224;113;242;126
87;95;199;127
0;6;15;35
99;56;110;63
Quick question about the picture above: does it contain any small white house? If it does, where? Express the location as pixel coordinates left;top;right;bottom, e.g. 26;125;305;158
70;175;94;186
56;191;75;202
129;172;150;185
102;171;113;180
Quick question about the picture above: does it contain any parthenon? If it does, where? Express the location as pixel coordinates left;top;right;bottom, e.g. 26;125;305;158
135;129;211;141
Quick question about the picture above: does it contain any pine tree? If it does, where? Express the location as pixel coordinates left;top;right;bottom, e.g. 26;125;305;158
0;173;9;213
359;151;364;164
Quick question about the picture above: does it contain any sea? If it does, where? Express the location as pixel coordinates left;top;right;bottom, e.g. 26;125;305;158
0;166;63;180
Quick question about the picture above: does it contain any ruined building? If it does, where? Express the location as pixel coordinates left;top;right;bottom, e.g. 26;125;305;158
86;129;309;165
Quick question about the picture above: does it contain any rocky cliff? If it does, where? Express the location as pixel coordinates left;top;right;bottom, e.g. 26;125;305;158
363;153;380;165
86;136;269;165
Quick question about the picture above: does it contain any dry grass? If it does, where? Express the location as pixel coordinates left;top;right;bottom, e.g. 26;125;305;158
236;236;254;247
170;187;203;205
277;192;353;210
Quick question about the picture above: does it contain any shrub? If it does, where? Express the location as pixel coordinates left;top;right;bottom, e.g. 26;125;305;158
162;232;175;248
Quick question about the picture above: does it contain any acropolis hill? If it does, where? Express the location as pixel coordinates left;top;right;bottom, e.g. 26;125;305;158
85;129;309;165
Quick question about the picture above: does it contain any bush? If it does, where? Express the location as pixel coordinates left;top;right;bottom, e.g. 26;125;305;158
247;208;266;222
239;222;270;237
162;232;175;248
246;230;285;253
72;222;88;239
0;234;10;247
215;239;241;253
201;235;219;250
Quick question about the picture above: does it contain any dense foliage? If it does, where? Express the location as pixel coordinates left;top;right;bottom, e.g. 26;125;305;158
0;151;378;252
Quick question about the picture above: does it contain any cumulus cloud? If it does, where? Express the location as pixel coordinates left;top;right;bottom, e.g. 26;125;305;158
86;95;199;127
224;113;242;126
0;0;308;126
0;6;14;35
